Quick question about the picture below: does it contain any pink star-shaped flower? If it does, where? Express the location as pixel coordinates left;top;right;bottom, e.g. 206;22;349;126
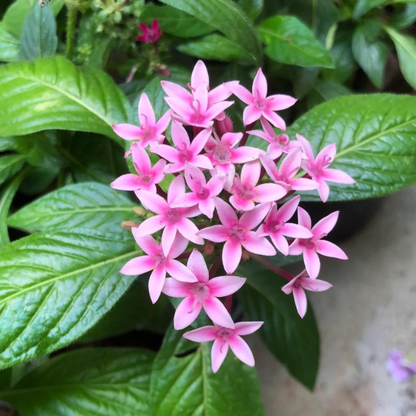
198;199;275;274
248;119;301;159
386;350;416;382
135;175;203;256
163;249;245;329
282;270;332;318
121;232;196;304
230;160;287;212
171;163;226;219
260;150;318;192
137;19;162;43
289;208;348;279
113;93;171;153
256;195;313;255
151;121;213;173
184;320;263;373
227;68;297;129
296;134;355;202
110;143;165;195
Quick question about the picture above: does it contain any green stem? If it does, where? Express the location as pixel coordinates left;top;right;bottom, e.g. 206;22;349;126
65;5;77;59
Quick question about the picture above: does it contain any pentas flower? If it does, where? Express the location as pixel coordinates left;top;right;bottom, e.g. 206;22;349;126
151;121;213;173
257;196;312;255
111;143;165;195
184;321;264;373
228;68;297;129
171;164;226;219
198;199;275;274
230;161;287;212
163;250;245;329
289;208;348;279
248;119;300;159
296;134;355;203
113;93;171;153
386;350;416;382
282;270;332;318
260;150;318;192
135;175;203;256
121;232;196;304
137;19;162;43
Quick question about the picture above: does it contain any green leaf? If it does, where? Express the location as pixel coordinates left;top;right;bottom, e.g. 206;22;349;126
0;229;137;369
353;0;385;18
0;154;25;186
257;15;334;68
158;0;262;63
141;4;213;38
8;182;137;233
19;4;57;61
19;165;58;195
2;0;63;37
237;0;264;20
390;4;416;29
0;25;19;63
385;26;416;90
287;94;416;201
0;348;155;416
150;325;265;416
352;25;389;88
177;34;254;63
307;80;351;109
238;260;320;390
0;57;131;141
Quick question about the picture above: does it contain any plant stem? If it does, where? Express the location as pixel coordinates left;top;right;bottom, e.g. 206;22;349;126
209;255;222;278
250;253;294;281
225;294;233;313
65;5;77;59
239;122;255;147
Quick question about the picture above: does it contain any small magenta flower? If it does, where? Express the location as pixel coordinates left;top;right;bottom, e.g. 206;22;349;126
135;175;203;256
113;93;171;152
111;143;165;195
121;232;196;304
282;270;332;318
257;196;312;255
184;321;264;373
260;151;318;192
386;350;416;382
137;19;162;43
151;121;213;173
296;134;355;203
289;208;348;279
198;199;275;274
230;161;287;212
163;250;245;329
171;164;226;219
228;68;297;129
248;119;300;159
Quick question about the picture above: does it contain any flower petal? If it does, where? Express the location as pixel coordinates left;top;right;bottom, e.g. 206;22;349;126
161;80;192;101
204;297;234;328
296;133;315;161
148;266;167;304
317;179;330;203
174;297;202;330
262;110;286;131
169;233;189;258
162;278;191;297
241;161;261;188
316;240;348;260
190;128;212;155
255;183;287;203
293;287;307;318
231;146;263;164
187;249;209;283
208;276;246;297
183;326;217;342
111;174;140;191
266;94;297;111
191;60;209;89
138;93;156;126
297;207;312;230
228;335;255;366
162;224;178;256
240;203;271;230
177;218;204;245
243;105;262;125
270;233;289;256
211;338;229;373
252;68;267;99
215;197;238;227
300;277;333;292
136;190;167;214
166;259;197;282
242;233;276;256
234;321;264;335
280;223;313;239
133;232;160;255
259;153;279;182
120;255;155;275
312;211;339;238
321;168;355;184
303;248;321;279
135;215;166;237
223;239;242;274
197;225;229;243
227;83;253;105
112;123;143;141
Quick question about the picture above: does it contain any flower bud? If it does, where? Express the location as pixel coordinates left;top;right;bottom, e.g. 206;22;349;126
121;221;139;231
215;115;233;136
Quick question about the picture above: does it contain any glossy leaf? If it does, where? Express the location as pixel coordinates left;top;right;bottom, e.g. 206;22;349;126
307;80;351;109
159;0;262;62
0;348;155;416
0;229;137;369
8;182;136;233
385;26;416;90
141;4;213;38
287;94;416;200
257;15;334;68
237;0;263;20
150;325;265;416
19;4;57;61
352;25;389;88
0;25;19;63
0;154;25;186
390;4;416;29
0;57;131;141
238;260;320;390
177;34;254;63
353;0;385;18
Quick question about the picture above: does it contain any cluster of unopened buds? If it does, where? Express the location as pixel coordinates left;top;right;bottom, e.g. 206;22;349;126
111;61;355;373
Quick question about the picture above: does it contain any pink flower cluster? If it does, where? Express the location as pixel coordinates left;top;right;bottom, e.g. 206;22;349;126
111;61;355;373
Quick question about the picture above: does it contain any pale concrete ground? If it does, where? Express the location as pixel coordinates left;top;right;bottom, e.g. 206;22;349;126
253;186;416;416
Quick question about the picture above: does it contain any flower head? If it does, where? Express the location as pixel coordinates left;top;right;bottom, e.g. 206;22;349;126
289;208;348;279
282;270;332;318
228;68;296;129
163;249;245;329
184;321;263;373
386;350;416;382
137;19;162;43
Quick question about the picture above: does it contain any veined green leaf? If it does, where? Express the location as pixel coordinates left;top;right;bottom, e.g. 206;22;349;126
0;348;155;416
0;154;25;186
237;0;264;20
0;57;131;141
0;25;19;63
287;94;416;200
353;0;385;18
0;229;137;369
